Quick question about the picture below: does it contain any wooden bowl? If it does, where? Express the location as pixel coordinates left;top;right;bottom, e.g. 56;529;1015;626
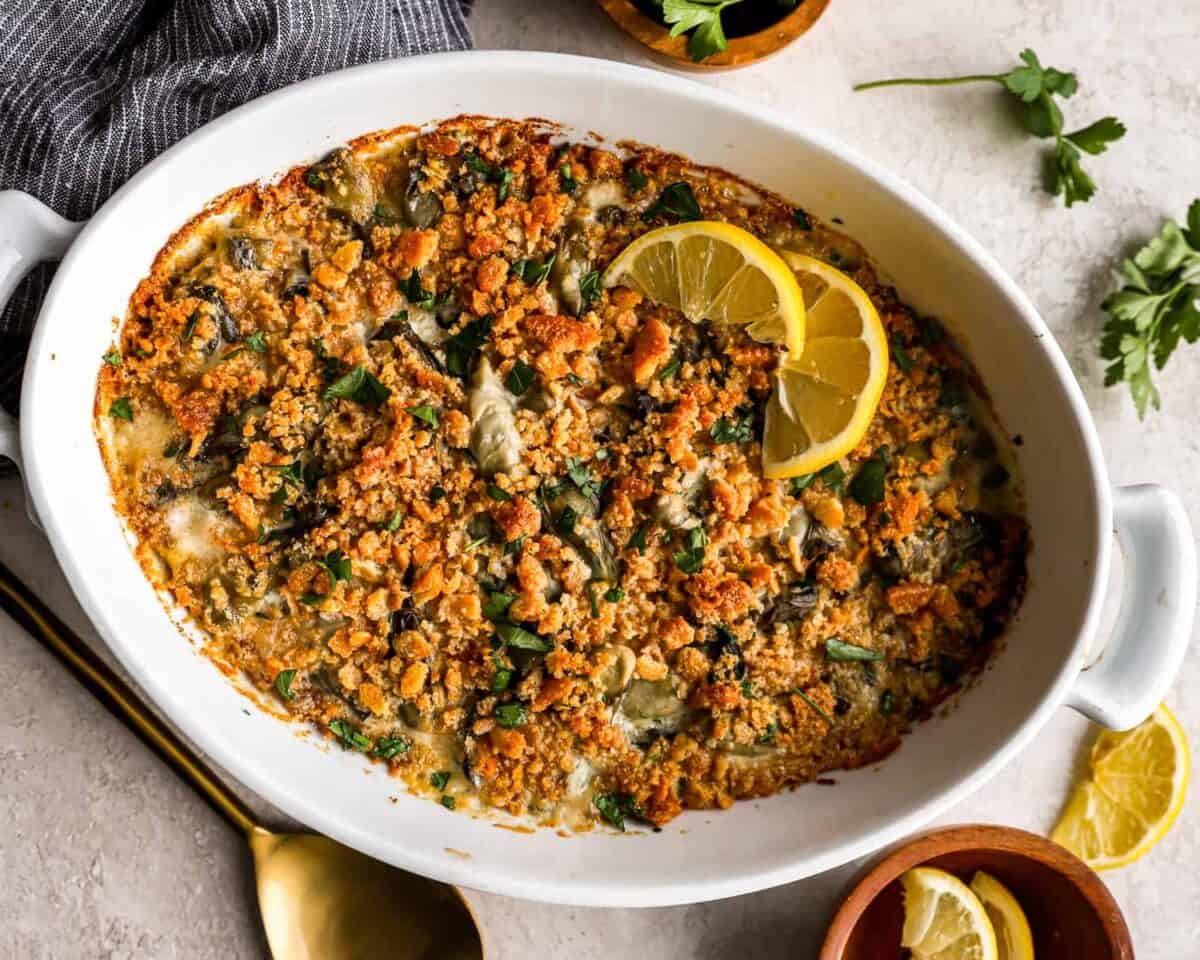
819;825;1134;960
596;0;831;71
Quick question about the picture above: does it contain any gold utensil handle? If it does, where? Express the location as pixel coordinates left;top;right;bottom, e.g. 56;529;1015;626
0;559;257;836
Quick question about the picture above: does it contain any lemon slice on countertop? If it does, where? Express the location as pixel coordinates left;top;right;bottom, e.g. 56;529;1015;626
762;253;889;478
1050;703;1189;870
601;221;806;357
970;872;1035;960
901;866;999;960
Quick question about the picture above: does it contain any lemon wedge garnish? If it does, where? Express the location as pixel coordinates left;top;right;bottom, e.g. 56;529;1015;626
1050;703;1189;870
901;866;999;960
762;253;888;478
970;872;1035;960
601;221;806;357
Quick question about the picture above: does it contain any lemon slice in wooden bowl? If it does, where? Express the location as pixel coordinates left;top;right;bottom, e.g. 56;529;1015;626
901;866;999;960
970;871;1035;960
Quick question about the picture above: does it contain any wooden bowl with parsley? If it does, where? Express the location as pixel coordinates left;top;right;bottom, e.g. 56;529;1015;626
598;0;831;70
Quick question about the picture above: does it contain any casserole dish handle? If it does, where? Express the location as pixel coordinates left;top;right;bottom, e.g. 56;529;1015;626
1069;484;1196;730
0;191;84;517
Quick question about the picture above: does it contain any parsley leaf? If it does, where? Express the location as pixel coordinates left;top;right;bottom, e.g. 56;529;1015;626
374;736;411;760
329;718;371;751
674;525;708;574
511;254;556;286
710;412;754;444
273;669;297;701
244;332;268;353
661;0;741;62
559;162;577;195
631;521;654;553
594;791;645;831
825;637;884;662
495;703;527;728
317;549;352;584
565;456;602;500
444;315;493;379
504;359;536;396
496;621;553;652
642;181;702;222
430;771;451;791
102;349;122;366
482;591;516;622
401;269;436;310
406;404;440;429
487;484;513;501
848;447;889;506
626;166;648;192
855;48;1124;208
1101;200;1200;416
108;397;133;421
579;270;602;307
323;365;391;406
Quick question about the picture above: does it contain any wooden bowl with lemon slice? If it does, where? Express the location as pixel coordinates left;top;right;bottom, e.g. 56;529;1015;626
818;825;1133;960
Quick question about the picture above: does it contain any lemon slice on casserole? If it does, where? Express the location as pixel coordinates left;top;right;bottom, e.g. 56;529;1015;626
1050;703;1189;870
901;866;999;960
762;253;889;479
601;221;806;357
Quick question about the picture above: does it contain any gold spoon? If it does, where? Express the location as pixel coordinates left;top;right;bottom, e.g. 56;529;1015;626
0;560;484;960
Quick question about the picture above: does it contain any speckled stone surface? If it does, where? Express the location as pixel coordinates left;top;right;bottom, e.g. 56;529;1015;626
2;2;1199;956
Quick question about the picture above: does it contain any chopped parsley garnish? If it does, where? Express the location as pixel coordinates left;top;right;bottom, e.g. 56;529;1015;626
323;365;391;406
495;621;553;652
383;510;404;532
657;355;681;381
482;591;516;622
406;404;440;429
579;270;602;307
102;349;122;366
329;718;371;751
487;484;512;501
504;359;535;396
795;688;834;727
491;666;514;693
557;504;579;537
510;254;556;287
108;397;133;421
710;412;754;445
465;535;489;553
825;637;884;662
793;208;812;231
430;485;447;504
565;456;602;499
674;525;707;574
564;372;587;387
444;314;493;379
849;447;889;506
890;336;912;371
430;771;451;791
402;269;437;310
244;332;268;353
218;347;246;363
626;166;648;192
181;311;199;342
604;586;626;603
273;669;297;701
374;736;412;759
757;723;778;745
559;162;578;195
594;791;644;832
642;181;701;223
631;521;654;553
495;703;527;728
272;461;305;487
503;536;525;557
317;549;352;584
440;795;457;810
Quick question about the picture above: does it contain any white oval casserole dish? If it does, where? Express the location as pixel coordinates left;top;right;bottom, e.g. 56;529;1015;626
0;53;1193;907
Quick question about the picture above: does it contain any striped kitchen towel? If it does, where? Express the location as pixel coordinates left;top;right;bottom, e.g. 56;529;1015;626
0;0;473;415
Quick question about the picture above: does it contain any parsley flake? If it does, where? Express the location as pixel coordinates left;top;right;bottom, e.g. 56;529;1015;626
273;669;297;701
323;365;391;406
108;397;133;421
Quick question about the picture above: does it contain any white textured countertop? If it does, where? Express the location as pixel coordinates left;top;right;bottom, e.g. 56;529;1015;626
2;1;1199;956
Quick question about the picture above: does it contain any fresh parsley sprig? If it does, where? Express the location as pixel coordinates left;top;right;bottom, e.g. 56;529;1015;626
855;49;1126;207
1101;200;1200;417
658;0;741;62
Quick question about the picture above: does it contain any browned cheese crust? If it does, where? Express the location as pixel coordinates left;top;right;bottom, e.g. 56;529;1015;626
94;117;1028;829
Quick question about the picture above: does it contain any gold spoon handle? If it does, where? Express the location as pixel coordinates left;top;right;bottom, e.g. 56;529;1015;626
0;559;258;836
